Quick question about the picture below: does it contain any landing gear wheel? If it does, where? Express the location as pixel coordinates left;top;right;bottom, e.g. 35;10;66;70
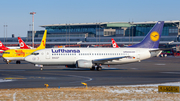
16;61;21;64
6;60;9;64
90;67;95;70
97;67;102;71
40;67;43;71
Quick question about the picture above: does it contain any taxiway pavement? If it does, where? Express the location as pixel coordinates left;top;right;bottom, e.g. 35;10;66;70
0;57;180;89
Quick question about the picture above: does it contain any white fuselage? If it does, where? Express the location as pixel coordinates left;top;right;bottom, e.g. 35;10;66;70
7;47;20;49
25;48;157;66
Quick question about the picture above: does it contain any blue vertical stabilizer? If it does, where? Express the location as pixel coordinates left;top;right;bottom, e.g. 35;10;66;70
129;21;164;48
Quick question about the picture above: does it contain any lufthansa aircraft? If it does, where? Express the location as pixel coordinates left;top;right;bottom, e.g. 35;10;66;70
25;21;164;71
2;30;47;64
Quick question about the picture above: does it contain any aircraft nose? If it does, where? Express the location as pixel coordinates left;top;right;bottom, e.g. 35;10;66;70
2;54;6;58
25;56;33;62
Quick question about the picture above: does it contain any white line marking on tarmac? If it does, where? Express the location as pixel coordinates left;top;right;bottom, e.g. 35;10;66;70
155;64;166;65
67;75;93;83
0;79;14;82
39;72;93;83
0;70;25;71
161;72;180;74
131;68;138;70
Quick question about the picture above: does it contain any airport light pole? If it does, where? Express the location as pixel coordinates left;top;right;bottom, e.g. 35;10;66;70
96;23;97;46
3;24;7;43
3;25;5;43
6;25;7;43
30;12;36;48
132;21;134;44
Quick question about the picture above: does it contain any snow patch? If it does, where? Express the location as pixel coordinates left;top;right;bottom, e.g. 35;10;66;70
105;81;180;94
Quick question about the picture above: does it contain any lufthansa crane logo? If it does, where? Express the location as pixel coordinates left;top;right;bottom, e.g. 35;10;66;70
150;31;159;42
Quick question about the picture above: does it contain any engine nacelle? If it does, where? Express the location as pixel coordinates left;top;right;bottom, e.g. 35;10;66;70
76;60;93;68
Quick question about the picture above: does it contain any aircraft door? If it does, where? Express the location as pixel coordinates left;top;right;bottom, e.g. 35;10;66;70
45;50;50;59
136;50;140;61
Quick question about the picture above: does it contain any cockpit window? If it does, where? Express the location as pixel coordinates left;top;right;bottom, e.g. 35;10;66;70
3;52;10;54
31;53;39;55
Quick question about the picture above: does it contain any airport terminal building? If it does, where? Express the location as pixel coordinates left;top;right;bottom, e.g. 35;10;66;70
1;20;180;48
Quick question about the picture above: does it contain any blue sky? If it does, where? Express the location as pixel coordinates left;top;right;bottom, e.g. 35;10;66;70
0;0;180;37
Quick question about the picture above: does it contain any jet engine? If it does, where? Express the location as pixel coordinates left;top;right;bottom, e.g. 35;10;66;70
76;60;93;68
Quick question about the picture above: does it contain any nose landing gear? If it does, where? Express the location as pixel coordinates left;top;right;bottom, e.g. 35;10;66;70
3;59;11;64
34;64;44;71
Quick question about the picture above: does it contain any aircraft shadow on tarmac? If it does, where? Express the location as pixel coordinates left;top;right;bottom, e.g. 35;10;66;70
24;68;127;71
0;62;29;64
61;68;127;71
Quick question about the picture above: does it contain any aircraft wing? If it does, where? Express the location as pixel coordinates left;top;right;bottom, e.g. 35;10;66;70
93;56;130;64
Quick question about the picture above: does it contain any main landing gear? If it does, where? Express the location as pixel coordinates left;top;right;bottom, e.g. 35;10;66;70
90;64;102;71
16;61;21;64
97;66;102;71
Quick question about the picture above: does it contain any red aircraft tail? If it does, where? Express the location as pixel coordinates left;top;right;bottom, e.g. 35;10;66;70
111;38;119;48
0;41;9;50
18;37;30;49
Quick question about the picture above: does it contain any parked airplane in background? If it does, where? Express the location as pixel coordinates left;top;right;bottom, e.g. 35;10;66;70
2;30;47;64
0;41;20;53
111;38;119;48
18;37;32;49
0;37;32;54
25;21;164;71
